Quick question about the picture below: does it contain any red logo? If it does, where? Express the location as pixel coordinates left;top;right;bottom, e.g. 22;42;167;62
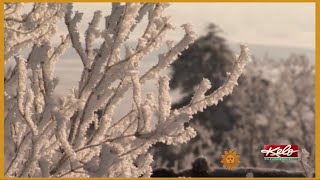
261;145;299;161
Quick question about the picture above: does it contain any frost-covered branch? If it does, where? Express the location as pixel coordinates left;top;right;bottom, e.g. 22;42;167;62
4;3;66;61
4;3;250;178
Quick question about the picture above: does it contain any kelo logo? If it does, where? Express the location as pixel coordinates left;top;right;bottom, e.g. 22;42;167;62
261;145;299;161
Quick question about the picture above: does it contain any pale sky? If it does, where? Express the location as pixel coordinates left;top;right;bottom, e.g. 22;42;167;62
72;3;315;49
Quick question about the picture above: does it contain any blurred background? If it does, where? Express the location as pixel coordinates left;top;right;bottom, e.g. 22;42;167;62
151;24;315;173
47;2;315;173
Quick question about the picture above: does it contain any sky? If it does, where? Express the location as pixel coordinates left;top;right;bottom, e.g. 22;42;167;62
71;3;315;49
15;3;317;103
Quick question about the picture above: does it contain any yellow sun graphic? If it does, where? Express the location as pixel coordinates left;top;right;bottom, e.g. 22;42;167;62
220;149;240;170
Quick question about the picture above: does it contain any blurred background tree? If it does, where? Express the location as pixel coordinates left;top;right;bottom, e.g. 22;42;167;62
152;23;238;170
170;23;236;133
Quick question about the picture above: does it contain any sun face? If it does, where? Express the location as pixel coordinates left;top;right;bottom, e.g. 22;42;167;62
220;149;240;170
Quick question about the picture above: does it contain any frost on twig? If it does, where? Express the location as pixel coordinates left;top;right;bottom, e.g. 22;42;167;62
4;2;250;177
4;3;66;61
299;148;314;177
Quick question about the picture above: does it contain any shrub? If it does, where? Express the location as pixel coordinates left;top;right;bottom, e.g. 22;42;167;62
4;3;250;177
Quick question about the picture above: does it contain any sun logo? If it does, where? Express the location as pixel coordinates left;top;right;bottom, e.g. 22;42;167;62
220;149;240;170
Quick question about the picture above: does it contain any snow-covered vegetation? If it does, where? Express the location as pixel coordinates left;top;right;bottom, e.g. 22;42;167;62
4;3;250;177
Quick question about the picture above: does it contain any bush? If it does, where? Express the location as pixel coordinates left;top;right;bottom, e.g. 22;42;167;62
4;3;250;177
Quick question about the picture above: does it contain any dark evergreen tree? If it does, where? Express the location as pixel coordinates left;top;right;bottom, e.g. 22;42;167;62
171;24;233;97
170;23;236;131
152;24;238;170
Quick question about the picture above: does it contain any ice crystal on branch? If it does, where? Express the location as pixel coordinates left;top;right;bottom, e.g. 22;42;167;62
4;2;250;177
